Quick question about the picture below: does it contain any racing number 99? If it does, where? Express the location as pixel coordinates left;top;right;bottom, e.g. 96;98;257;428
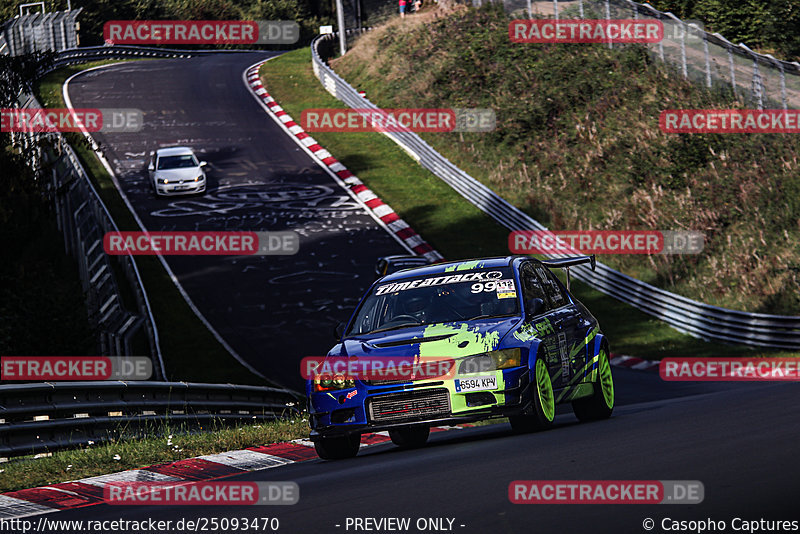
471;282;496;293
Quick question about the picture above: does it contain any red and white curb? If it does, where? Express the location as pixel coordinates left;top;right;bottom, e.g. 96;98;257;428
243;61;442;263
610;354;660;372
0;427;466;519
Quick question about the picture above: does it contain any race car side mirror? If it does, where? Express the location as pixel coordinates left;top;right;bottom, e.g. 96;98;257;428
333;322;346;340
525;298;546;318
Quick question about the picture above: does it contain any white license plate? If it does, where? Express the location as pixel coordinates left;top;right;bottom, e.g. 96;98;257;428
455;375;497;393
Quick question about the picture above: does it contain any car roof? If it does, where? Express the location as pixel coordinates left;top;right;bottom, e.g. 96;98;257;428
378;256;519;282
156;146;195;157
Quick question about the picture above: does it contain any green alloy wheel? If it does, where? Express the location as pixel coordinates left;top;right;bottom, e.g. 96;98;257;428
572;347;614;422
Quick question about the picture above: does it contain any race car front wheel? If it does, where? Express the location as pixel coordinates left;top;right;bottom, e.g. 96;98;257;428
571;346;614;422
389;424;430;449
509;357;555;433
314;434;361;460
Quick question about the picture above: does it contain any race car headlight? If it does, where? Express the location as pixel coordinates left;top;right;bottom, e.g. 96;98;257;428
314;373;356;392
458;348;521;374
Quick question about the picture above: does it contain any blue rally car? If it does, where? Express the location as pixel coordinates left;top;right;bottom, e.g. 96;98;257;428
306;255;615;459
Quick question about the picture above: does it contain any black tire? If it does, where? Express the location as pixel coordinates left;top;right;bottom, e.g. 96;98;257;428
509;357;555;433
314;434;361;460
572;346;614;422
389;425;430;448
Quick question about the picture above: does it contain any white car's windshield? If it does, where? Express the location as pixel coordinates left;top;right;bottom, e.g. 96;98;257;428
157;154;198;170
347;267;519;336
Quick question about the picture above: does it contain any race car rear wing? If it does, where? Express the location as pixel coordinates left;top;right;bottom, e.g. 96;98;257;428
540;255;596;291
375;255;430;278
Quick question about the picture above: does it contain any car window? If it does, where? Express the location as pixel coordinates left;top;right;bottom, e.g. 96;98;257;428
520;263;551;309
347;267;519;336
534;264;569;309
157;154;198;170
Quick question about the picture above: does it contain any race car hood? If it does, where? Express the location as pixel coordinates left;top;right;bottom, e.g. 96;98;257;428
333;318;522;359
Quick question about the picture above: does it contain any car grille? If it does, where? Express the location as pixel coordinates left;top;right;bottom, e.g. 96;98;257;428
362;378;410;386
367;389;450;423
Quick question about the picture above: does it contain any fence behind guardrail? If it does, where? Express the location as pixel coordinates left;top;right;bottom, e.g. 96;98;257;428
0;9;82;56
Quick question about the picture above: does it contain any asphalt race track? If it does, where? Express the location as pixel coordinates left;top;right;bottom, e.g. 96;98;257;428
50;368;799;533
65;53;409;389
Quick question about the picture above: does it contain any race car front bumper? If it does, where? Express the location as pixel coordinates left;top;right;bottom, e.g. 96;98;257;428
308;367;531;440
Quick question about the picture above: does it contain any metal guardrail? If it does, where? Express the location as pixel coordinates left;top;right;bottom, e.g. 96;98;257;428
310;32;800;350
0;381;300;459
12;91;166;375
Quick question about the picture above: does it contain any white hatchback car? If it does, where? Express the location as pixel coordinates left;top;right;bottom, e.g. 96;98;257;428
148;147;207;196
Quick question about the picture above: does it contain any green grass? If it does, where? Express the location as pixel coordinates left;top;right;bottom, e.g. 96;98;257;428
260;47;798;360
34;62;270;385
0;417;310;493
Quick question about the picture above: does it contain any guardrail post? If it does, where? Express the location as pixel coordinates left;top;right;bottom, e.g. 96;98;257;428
748;51;764;110
766;55;788;110
701;30;711;88
680;21;688;78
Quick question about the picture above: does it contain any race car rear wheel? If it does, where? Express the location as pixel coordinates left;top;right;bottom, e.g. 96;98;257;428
314;434;361;460
572;346;614;422
509;357;555;433
389;424;430;449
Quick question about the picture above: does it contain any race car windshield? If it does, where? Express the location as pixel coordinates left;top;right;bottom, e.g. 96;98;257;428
347;267;520;336
157;154;198;169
